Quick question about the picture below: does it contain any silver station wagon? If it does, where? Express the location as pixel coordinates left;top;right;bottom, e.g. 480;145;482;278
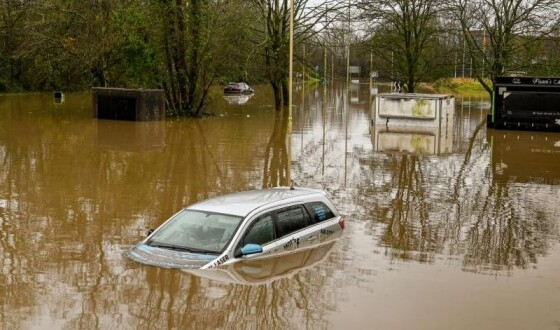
127;187;345;270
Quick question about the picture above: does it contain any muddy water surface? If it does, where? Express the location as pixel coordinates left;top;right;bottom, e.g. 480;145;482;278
1;85;559;329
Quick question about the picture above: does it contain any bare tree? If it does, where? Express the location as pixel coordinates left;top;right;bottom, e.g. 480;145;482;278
450;0;560;96
357;0;443;93
248;0;344;110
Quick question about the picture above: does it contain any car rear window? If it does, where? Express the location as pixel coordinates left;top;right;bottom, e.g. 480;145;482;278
306;202;335;223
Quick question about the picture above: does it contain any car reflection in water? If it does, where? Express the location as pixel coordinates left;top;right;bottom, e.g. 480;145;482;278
223;93;254;105
186;236;340;285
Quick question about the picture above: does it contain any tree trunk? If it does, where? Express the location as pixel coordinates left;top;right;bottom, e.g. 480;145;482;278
281;78;289;107
272;81;282;110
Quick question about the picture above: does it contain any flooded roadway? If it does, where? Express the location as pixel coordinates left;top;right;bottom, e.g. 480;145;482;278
1;84;559;329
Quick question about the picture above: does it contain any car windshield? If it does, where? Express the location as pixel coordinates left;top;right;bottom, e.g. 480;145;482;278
147;210;243;254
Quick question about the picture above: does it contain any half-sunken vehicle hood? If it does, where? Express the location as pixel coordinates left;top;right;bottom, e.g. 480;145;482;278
126;243;218;269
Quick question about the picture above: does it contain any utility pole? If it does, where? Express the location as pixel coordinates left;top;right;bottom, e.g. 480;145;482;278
462;38;466;77
369;52;373;91
324;44;327;82
346;0;350;86
391;51;394;80
288;0;294;120
302;44;306;85
454;51;457;78
331;52;334;82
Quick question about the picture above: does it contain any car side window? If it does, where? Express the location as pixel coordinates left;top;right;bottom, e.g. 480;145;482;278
242;214;275;246
306;202;335;223
276;205;308;237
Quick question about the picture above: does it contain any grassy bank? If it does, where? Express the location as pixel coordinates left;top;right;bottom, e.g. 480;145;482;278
424;78;490;98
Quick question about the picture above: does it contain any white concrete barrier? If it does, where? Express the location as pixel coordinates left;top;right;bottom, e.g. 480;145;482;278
374;93;455;129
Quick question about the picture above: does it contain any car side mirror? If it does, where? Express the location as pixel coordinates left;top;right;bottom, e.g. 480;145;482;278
240;244;263;256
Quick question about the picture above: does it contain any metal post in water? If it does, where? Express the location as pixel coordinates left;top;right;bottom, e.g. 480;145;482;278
302;44;305;85
288;0;294;121
370;52;373;91
346;0;350;87
324;43;327;83
346;46;350;87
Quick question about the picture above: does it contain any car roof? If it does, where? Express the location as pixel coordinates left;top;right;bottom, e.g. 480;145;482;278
187;187;325;217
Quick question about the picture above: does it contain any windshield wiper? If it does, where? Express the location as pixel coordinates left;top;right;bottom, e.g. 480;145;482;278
181;246;217;254
148;241;216;254
147;241;190;251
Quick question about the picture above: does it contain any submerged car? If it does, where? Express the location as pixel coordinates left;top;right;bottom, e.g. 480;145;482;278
224;82;254;94
126;187;345;270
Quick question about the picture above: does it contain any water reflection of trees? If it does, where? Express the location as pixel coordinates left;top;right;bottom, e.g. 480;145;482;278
0;93;346;328
380;154;437;263
287;87;558;274
262;110;291;188
123;252;340;329
363;117;558;273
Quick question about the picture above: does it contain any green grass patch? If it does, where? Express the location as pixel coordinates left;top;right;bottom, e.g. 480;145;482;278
428;78;490;98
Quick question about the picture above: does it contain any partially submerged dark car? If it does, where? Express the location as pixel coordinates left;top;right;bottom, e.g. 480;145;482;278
224;82;254;95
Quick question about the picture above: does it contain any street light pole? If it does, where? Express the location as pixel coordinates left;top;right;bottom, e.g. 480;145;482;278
288;0;294;120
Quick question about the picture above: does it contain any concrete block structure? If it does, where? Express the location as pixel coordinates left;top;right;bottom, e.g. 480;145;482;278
371;93;455;155
93;87;165;121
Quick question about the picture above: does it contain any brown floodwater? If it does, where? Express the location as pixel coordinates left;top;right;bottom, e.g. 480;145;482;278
1;84;559;330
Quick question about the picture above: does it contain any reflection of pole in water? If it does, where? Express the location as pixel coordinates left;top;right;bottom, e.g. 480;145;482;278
344;81;349;185
300;88;304;153
468;96;471;120
331;52;334;83
479;96;484;122
460;96;464;140
322;73;327;176
287;112;292;187
299;66;305;156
